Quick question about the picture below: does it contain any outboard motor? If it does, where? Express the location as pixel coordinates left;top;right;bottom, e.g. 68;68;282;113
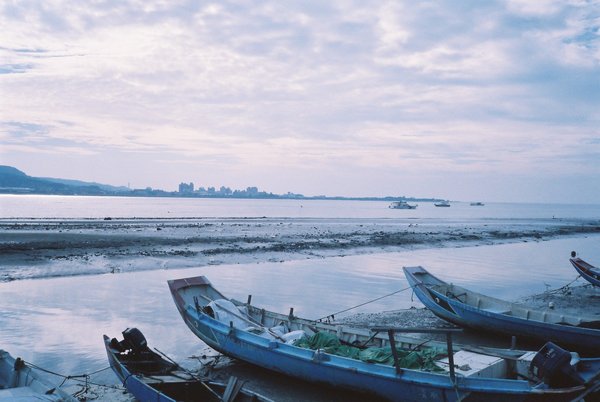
122;327;148;354
530;342;585;388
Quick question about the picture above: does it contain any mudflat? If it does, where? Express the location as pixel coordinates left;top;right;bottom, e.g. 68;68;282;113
1;217;599;282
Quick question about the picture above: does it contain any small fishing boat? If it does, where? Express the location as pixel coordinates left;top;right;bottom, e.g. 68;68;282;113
389;201;417;209
570;252;600;287
434;200;450;207
0;349;77;401
404;266;600;353
104;328;273;402
168;275;600;402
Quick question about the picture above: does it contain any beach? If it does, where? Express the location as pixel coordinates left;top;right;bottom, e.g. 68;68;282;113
1;216;600;401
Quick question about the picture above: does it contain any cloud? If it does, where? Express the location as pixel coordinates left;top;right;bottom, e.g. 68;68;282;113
0;0;599;201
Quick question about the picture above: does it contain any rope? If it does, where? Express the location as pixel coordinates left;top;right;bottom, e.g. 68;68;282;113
24;361;123;391
315;285;413;322
536;275;582;297
546;275;581;294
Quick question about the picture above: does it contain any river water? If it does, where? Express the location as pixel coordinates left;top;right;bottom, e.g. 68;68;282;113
1;194;600;219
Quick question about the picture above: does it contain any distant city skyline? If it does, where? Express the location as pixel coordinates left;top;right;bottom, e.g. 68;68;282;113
1;1;599;203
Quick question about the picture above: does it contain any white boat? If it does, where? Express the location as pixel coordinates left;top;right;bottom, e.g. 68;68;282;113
0;350;76;401
389;201;417;209
434;200;450;207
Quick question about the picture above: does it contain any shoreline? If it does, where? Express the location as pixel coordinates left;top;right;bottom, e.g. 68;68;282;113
1;217;599;282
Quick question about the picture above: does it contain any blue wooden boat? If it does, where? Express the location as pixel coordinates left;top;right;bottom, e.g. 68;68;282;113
168;275;600;402
0;349;77;401
570;253;600;287
404;266;600;353
104;328;273;402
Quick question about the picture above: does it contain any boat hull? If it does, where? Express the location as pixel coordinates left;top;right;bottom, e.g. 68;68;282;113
570;257;600;287
404;266;600;353
103;333;269;402
168;276;591;402
0;350;76;401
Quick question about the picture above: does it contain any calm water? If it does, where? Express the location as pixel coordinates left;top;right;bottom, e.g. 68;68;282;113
1;194;600;219
0;235;599;385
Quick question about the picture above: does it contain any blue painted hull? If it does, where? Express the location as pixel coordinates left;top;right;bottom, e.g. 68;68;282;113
404;267;600;353
104;336;178;402
168;276;594;402
103;334;269;402
435;288;600;350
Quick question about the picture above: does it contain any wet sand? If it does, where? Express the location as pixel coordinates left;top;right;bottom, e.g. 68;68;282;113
1;217;599;282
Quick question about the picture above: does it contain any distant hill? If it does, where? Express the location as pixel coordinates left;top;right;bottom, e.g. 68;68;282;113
39;177;130;193
0;166;127;195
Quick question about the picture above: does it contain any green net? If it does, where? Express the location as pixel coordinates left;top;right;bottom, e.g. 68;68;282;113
293;331;447;372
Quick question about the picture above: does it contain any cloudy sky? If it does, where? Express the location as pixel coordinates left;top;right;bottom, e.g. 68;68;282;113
1;0;599;203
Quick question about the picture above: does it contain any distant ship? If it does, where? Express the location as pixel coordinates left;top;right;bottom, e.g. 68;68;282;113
470;202;485;206
434;200;451;207
389;201;417;209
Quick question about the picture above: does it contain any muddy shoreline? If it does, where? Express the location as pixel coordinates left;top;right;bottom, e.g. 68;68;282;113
1;217;598;282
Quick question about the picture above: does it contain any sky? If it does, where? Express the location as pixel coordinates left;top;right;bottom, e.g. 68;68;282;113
1;1;599;203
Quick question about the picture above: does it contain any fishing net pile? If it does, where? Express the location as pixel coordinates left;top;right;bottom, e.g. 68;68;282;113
294;331;447;372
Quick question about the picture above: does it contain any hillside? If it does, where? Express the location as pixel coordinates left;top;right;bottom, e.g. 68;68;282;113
0;166;125;195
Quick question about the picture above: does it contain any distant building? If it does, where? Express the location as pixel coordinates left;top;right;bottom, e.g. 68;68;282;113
178;182;194;193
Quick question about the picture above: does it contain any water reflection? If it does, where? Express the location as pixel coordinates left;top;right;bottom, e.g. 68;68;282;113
0;235;599;383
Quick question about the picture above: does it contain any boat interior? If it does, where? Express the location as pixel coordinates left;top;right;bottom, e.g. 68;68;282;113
0;350;68;400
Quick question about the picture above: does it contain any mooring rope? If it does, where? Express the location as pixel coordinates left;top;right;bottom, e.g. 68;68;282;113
535;275;582;297
547;275;582;294
23;361;122;391
315;285;413;322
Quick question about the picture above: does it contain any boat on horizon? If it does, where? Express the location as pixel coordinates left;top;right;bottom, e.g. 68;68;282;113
403;265;600;354
0;349;77;401
388;201;417;209
104;327;273;402
470;202;484;206
168;275;600;402
570;252;600;287
434;200;451;207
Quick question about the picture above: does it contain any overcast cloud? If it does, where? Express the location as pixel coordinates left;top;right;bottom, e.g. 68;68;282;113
1;0;599;202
